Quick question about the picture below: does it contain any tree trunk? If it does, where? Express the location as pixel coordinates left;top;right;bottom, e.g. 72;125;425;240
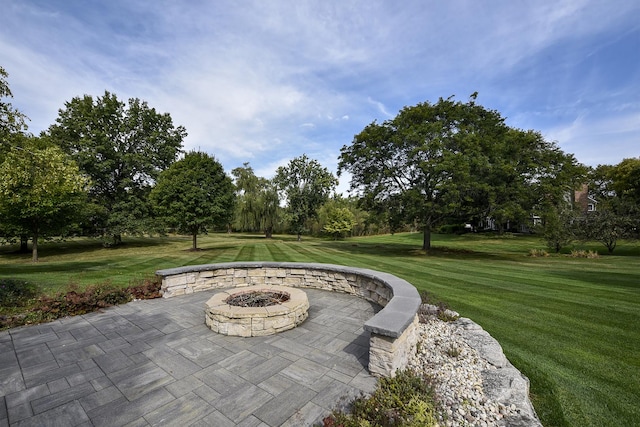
607;240;616;253
422;225;431;251
297;232;301;241
19;235;29;253
32;229;39;262
192;232;198;250
265;226;273;239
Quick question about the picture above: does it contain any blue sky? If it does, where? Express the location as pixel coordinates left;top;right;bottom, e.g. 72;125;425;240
1;1;638;192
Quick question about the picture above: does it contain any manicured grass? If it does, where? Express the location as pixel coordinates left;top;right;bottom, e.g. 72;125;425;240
1;232;638;426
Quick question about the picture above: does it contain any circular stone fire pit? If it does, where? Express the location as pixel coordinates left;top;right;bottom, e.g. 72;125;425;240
205;285;309;337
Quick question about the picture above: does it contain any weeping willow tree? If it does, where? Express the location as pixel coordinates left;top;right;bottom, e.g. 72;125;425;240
232;163;282;238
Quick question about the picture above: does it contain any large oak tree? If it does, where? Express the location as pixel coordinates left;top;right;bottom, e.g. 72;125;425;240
46;91;186;245
339;95;583;250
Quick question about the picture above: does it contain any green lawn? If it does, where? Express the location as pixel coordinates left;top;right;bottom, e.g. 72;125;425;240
1;232;639;426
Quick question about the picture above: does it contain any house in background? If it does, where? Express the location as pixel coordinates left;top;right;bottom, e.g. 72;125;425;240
574;184;597;214
479;184;595;233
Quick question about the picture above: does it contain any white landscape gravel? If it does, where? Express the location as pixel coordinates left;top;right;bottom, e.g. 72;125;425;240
407;307;541;427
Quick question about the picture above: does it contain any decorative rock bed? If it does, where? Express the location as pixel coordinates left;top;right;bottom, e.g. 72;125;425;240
155;262;422;377
204;285;309;337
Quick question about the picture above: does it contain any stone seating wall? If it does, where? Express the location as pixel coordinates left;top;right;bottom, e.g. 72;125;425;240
155;262;422;377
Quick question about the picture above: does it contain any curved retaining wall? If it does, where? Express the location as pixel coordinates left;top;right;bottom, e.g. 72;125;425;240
155;262;422;377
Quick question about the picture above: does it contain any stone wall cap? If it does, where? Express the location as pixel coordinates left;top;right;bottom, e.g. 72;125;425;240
364;296;420;338
156;261;350;276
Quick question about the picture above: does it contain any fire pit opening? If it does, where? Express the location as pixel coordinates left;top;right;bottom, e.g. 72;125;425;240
225;290;290;307
205;285;309;337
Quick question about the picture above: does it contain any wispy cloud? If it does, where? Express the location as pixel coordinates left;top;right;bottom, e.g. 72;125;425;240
547;110;640;165
367;97;394;119
1;0;638;177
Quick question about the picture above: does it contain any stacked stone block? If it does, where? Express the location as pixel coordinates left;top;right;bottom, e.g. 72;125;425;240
204;285;309;337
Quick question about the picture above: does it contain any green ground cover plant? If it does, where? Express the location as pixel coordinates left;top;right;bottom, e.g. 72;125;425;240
321;369;438;426
1;232;638;426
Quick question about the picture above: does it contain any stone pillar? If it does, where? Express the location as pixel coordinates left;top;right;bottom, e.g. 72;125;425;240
368;314;420;377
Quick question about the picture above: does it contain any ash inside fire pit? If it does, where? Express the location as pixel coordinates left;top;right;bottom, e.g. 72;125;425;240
225;290;290;307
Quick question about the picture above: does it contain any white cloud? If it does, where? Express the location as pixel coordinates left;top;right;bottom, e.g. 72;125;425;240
367;97;394;119
546;111;640;166
1;0;637;177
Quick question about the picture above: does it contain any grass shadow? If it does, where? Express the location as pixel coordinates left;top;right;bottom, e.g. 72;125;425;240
180;245;238;252
319;240;517;262
0;237;168;259
223;233;302;242
0;261;109;276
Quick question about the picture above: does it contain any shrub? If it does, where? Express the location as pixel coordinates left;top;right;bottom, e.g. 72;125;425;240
321;369;438;427
127;276;162;299
570;249;600;258
0;276;162;330
36;283;131;319
0;279;40;307
437;224;468;235
446;344;461;358
528;249;549;257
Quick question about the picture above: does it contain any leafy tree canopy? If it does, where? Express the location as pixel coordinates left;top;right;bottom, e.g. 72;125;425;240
46;91;186;244
474;128;584;232
582;158;640;250
576;209;631;254
150;151;235;250
539;203;578;253
0;66;29;160
0;136;88;261
323;206;357;240
591;158;640;208
611;158;640;205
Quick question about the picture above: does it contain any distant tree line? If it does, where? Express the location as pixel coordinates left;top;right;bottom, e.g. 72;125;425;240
574;158;639;253
1;67;637;260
